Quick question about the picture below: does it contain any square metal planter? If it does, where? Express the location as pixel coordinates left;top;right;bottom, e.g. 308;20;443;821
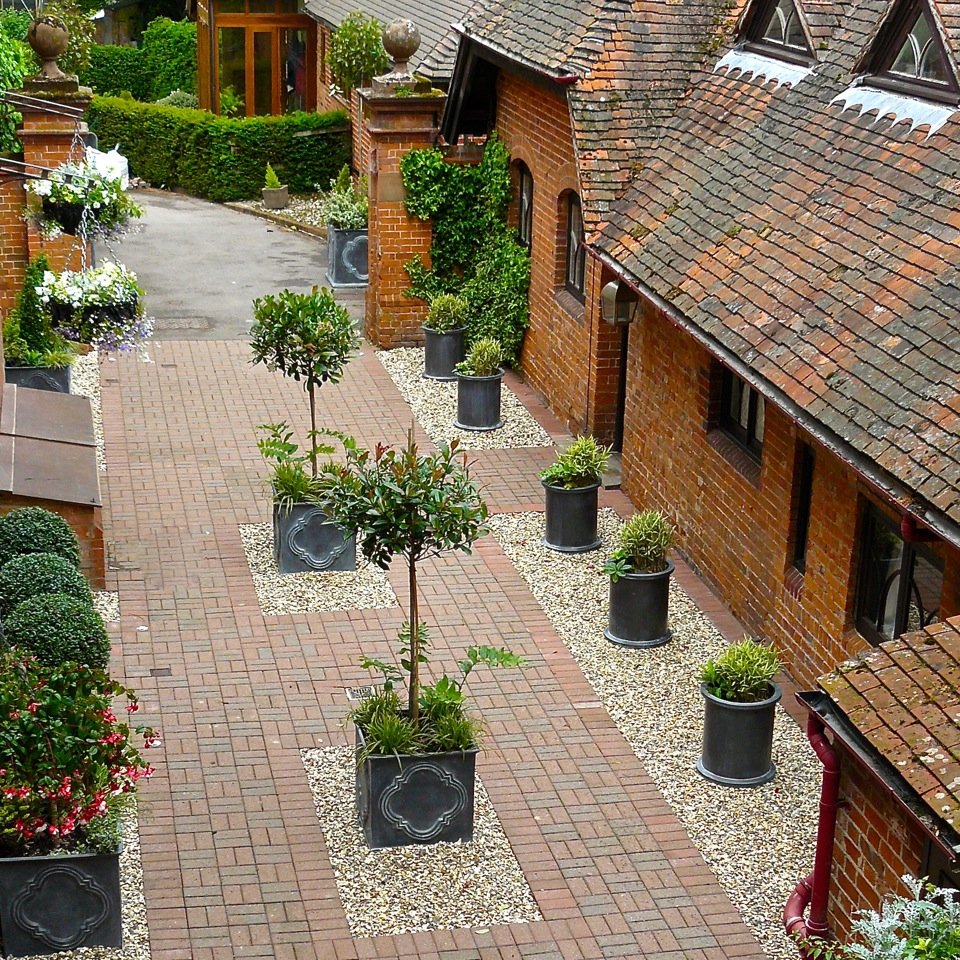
326;225;368;288
4;364;71;394
273;502;356;573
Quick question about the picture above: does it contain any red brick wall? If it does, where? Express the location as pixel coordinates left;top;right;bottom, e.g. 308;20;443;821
830;743;927;941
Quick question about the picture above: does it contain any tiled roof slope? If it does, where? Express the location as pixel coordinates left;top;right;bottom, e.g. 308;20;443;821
303;0;469;79
596;0;960;529
819;617;960;842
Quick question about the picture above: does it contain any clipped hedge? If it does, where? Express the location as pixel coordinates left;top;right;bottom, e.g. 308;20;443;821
0;552;93;617
81;45;149;99
87;97;351;201
141;18;196;100
0;507;80;570
4;593;109;669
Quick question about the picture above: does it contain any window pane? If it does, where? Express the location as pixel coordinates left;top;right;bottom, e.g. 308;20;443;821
754;395;765;443
248;0;274;12
218;27;246;115
566;195;584;293
859;511;905;642
253;31;273;115
281;28;307;113
215;0;244;13
761;0;807;50
518;165;533;248
906;551;942;632
891;13;948;83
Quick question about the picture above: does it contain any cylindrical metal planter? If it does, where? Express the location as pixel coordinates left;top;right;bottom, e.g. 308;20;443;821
455;371;502;431
422;326;466;380
604;562;673;648
542;481;601;552
696;682;782;787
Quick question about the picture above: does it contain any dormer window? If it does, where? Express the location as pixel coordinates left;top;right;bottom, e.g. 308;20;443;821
863;0;958;104
743;0;813;65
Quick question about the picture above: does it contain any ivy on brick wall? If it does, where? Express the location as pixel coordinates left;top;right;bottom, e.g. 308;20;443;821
400;135;529;367
87;97;350;201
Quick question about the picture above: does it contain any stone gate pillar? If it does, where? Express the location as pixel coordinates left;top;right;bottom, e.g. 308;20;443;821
359;20;445;348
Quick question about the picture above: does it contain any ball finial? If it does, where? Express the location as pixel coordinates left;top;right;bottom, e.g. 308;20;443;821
382;20;420;74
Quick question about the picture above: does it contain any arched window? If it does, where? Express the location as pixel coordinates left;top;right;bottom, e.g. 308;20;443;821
516;162;533;251
564;193;585;300
742;0;812;64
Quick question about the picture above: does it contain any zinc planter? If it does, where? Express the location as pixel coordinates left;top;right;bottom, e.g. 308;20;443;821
422;326;466;381
273;503;356;574
0;848;122;956
696;682;782;787
455;370;503;431
604;561;673;648
326;225;368;288
261;185;288;210
542;481;601;553
355;727;477;849
4;364;71;393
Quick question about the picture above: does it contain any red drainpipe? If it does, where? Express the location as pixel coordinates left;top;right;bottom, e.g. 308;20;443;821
784;712;841;950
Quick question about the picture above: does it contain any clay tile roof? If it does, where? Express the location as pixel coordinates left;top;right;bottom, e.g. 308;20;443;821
819;617;960;837
596;0;960;533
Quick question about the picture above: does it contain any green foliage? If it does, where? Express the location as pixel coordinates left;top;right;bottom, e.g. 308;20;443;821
0;17;29;153
424;293;467;333
87;96;351;200
699;638;780;703
80;44;148;99
3;254;74;367
264;162;282;189
317;163;367;228
604;510;673;579
217;84;242;118
154;88;198;108
45;3;95;76
540;436;611;489
455;337;501;377
0;507;81;569
328;11;387;96
256;423;330;507
0;552;92;616
140;17;196;99
4;593;109;669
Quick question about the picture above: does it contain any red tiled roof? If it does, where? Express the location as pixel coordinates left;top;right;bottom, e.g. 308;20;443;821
819;617;960;837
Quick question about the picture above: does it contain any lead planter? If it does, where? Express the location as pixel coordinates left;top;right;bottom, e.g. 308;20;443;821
326;225;368;287
696;683;781;787
604;561;673;648
273;502;356;574
4;364;71;393
455;370;503;431
543;481;601;553
422;326;465;381
0;848;122;956
355;727;477;849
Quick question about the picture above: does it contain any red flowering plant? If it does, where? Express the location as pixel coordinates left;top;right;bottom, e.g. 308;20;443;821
0;652;158;857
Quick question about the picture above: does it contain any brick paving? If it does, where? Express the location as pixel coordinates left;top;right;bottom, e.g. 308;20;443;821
100;339;768;960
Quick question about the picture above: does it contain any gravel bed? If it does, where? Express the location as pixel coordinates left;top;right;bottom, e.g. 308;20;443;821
95;590;121;622
239;523;396;615
488;510;819;960
233;194;328;229
71;349;106;472
19;799;150;960
302;746;542;937
377;348;551;449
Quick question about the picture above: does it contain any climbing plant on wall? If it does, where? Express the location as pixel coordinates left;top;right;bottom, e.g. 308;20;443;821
400;135;529;367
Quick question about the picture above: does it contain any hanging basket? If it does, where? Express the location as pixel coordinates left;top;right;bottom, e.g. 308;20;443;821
40;198;85;236
49;299;141;345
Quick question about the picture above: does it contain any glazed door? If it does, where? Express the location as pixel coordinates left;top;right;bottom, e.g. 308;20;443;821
250;29;276;115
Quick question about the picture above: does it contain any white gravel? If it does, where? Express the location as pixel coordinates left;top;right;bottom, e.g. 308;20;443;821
233;194;328;229
301;745;542;937
488;509;819;960
94;590;120;622
239;522;396;615
377;348;552;449
70;349;106;472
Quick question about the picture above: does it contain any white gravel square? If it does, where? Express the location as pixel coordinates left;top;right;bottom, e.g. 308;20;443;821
70;349;106;472
94;590;120;622
301;745;542;937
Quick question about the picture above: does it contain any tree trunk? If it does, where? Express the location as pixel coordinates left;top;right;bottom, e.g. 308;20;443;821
308;381;318;478
408;558;419;725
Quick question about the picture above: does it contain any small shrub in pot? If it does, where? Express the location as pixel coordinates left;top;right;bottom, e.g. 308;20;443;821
540;437;611;553
4;593;110;669
0;552;93;617
422;293;468;379
455;337;502;378
541;437;610;490
604;510;673;578
0;507;81;570
699;638;781;704
454;338;503;431
424;294;467;335
262;162;288;210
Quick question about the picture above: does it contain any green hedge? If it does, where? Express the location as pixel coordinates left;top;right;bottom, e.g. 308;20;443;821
87;97;351;201
82;45;149;99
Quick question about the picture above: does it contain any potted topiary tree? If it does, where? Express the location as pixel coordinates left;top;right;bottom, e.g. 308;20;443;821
454;337;503;431
0;507;81;571
318;431;522;848
603;510;674;648
250;287;359;574
320;164;369;288
422;293;468;381
696;638;782;787
262;163;289;210
0;653;157;956
540;436;611;553
3;593;110;670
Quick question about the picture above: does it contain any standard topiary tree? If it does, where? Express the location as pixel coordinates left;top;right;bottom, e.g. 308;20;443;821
0;552;93;617
0;507;81;570
4;593;110;669
328;12;388;97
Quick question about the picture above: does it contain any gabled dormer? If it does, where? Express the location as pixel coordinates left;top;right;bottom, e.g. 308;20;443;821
741;0;815;66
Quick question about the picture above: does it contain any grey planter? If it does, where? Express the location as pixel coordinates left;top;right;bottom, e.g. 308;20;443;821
455;370;502;431
326;225;368;287
272;503;356;574
543;481;601;553
4;364;71;393
0;848;122;956
604;561;673;648
696;682;782;787
355;726;477;849
422;326;466;381
261;185;289;210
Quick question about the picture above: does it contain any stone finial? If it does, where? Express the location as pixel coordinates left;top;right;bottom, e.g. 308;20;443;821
27;16;72;82
382;20;420;75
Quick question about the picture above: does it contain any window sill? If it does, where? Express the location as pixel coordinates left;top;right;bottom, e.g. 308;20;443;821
555;288;585;321
706;428;761;487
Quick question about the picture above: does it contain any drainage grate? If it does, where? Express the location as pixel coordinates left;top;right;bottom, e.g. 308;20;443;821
153;316;213;330
150;667;173;678
345;685;377;701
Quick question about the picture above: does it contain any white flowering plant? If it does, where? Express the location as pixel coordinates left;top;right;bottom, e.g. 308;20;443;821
24;160;143;239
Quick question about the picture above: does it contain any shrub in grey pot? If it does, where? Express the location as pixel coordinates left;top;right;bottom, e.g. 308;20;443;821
603;511;674;648
321;164;369;288
422;293;467;380
250;287;360;574
262;163;289;210
319;431;523;848
455;338;503;432
697;638;782;787
540;436;611;553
